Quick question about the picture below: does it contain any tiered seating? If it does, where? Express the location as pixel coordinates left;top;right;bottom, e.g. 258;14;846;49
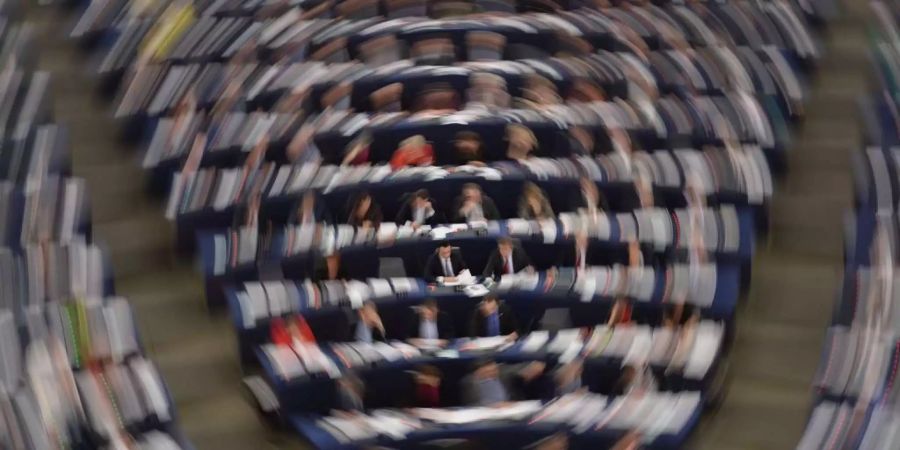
0;3;193;449
795;3;900;448
68;0;826;446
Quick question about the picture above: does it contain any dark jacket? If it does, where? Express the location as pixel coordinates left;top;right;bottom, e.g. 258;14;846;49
406;309;455;340
468;303;519;337
451;195;501;222
423;249;469;282
482;246;533;280
395;197;446;227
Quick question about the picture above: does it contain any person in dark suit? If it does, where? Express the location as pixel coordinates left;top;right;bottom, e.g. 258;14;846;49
469;296;519;338
452;183;501;222
423;241;469;283
483;237;534;280
407;299;455;346
395;189;446;228
345;191;383;228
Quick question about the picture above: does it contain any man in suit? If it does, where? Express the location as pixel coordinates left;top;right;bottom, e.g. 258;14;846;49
452;183;501;223
483;237;534;280
469;296;518;338
396;189;445;228
423;241;468;283
407;299;455;347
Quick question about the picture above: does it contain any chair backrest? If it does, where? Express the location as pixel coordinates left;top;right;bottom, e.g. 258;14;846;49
541;307;573;331
379;257;407;278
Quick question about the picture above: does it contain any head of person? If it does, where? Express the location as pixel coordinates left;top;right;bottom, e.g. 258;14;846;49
522;182;542;201
413;189;431;209
419;299;439;321
618;365;637;387
437;241;453;259
570;126;594;153
455;131;483;161
472;359;499;380
497;237;514;259
471;72;506;91
352;192;373;217
479;296;499;316
400;134;427;151
506;124;537;155
462;183;483;202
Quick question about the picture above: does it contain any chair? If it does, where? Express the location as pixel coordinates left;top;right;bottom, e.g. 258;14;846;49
379;257;407;278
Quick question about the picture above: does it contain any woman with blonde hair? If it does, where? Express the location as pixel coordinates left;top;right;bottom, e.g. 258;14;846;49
506;124;537;161
518;182;555;220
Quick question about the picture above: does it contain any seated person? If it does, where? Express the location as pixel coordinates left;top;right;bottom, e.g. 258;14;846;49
407;299;455;345
466;72;511;109
453;130;486;166
353;301;387;343
340;131;372;166
572;176;609;215
396;189;444;227
336;372;365;412
369;82;403;113
612;364;657;396
567;126;595;155
515;75;562;108
423;241;468;282
412;365;442;408
413;82;460;112
567;78;606;103
462;360;510;406
312;253;347;281
389;134;434;170
607;298;633;327
483;237;534;280
552;361;584;397
469;296;518;338
518;182;555;220
557;231;591;271
292;191;330;225
505;124;537;161
452;183;500;222
345;191;382;228
462;360;547;406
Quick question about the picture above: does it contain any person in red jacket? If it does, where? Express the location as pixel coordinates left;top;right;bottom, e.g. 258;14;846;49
389;135;434;170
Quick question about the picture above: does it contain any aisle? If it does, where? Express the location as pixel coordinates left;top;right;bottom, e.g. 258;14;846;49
24;5;306;450
690;1;867;448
